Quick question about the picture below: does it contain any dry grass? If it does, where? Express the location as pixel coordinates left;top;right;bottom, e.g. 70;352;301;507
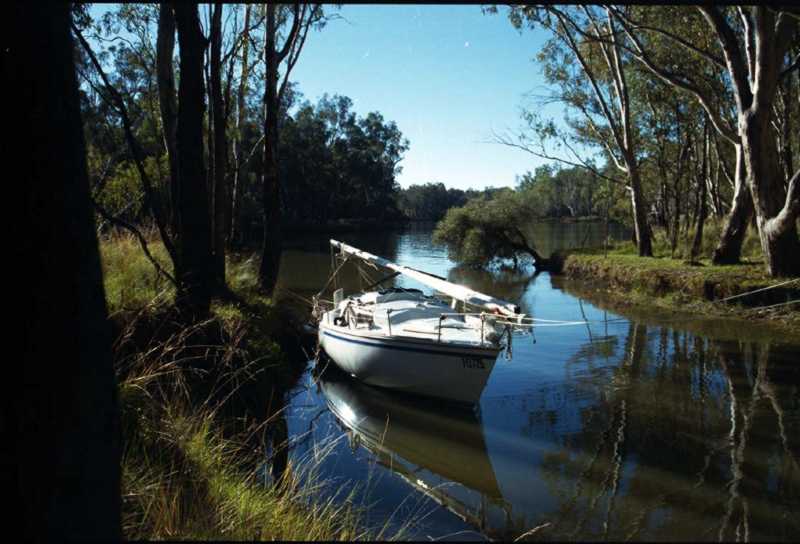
101;228;412;540
113;300;410;540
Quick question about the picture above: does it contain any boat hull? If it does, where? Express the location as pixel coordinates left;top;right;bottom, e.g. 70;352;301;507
318;322;500;404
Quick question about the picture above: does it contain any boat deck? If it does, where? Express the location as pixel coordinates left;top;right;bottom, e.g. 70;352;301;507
327;290;502;348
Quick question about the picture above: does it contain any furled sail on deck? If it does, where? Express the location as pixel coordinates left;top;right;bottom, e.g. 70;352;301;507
331;239;521;317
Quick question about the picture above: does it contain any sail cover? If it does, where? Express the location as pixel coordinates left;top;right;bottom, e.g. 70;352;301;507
331;239;521;317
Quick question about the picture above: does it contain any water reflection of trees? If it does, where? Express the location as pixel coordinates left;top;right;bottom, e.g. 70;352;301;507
526;324;799;541
447;265;536;309
276;231;402;302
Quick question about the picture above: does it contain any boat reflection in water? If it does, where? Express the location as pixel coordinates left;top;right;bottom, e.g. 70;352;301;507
315;361;515;538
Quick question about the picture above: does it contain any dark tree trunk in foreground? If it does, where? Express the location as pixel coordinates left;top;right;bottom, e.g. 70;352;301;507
260;4;283;294
230;4;252;245
156;3;179;234
12;3;121;539
175;3;213;315
210;3;228;287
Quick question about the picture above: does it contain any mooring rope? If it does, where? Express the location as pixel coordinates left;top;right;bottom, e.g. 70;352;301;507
712;278;800;304
742;298;800;313
316;255;351;299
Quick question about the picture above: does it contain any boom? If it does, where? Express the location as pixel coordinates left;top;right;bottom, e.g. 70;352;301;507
331;239;521;318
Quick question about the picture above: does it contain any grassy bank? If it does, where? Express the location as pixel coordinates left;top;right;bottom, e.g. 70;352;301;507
561;224;799;330
100;231;403;540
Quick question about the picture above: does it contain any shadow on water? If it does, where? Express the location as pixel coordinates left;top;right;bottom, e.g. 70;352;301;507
251;224;799;540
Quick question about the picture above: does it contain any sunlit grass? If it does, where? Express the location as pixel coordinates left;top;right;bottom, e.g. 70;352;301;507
563;219;799;330
101;228;415;540
99;227;175;314
115;323;415;540
118;370;368;539
598;217;763;263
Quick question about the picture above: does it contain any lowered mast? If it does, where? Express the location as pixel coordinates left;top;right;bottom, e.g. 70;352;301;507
331;239;521;317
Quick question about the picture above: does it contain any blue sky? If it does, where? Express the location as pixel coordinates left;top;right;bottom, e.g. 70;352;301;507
88;4;569;191
291;5;559;190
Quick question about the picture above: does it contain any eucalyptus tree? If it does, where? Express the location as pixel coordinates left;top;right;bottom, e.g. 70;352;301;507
210;3;228;285
396;183;473;222
279;94;409;225
608;5;800;275
230;4;253;245
13;2;120;538
433;189;557;270
260;4;327;294
156;3;179;233
173;3;214;315
495;5;654;256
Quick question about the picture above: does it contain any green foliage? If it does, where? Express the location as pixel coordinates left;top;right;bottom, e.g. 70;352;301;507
563;249;800;331
433;188;541;267
116;326;400;541
516;164;602;218
395;182;479;221
100;228;174;314
232;93;410;234
104;226;413;540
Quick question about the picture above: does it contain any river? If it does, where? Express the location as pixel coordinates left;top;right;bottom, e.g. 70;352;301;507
266;223;799;541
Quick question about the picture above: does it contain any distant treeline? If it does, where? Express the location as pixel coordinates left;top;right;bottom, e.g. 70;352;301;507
395;165;601;223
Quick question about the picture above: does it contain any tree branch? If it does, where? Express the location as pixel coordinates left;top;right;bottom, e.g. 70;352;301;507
607;6;740;145
738;6;756;85
780;52;800;79
490;129;626;187
550;10;627;157
764;167;800;236
599;7;727;70
73;23;179;267
698;6;753;111
277;4;302;63
92;199;178;287
279;5;320;106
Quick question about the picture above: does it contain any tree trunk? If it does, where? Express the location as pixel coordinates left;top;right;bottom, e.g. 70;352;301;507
742;107;800;276
259;4;283;294
156;4;179;235
777;77;794;185
175;3;214;315
210;3;228;288
707;6;799;276
13;3;120;538
230;4;252;246
627;159;653;257
690;122;709;261
712;144;753;264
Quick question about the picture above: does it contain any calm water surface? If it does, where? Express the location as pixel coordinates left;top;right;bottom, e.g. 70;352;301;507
269;224;800;541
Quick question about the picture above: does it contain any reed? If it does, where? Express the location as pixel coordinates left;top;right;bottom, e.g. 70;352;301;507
113;292;418;540
101;229;414;540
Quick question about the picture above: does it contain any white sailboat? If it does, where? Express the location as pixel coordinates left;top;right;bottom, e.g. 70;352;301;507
313;239;524;404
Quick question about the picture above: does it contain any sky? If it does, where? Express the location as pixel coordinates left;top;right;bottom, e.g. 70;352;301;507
88;4;571;191
290;5;559;190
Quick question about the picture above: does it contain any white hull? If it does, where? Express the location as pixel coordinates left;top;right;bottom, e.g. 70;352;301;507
313;241;522;405
318;321;500;404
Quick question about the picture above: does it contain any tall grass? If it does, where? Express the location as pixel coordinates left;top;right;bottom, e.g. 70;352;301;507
116;326;380;540
102;229;414;540
100;227;175;314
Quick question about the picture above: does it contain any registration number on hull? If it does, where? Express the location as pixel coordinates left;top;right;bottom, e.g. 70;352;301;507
461;357;485;369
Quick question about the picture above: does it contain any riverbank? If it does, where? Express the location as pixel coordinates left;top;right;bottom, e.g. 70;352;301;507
100;231;404;540
561;246;800;332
